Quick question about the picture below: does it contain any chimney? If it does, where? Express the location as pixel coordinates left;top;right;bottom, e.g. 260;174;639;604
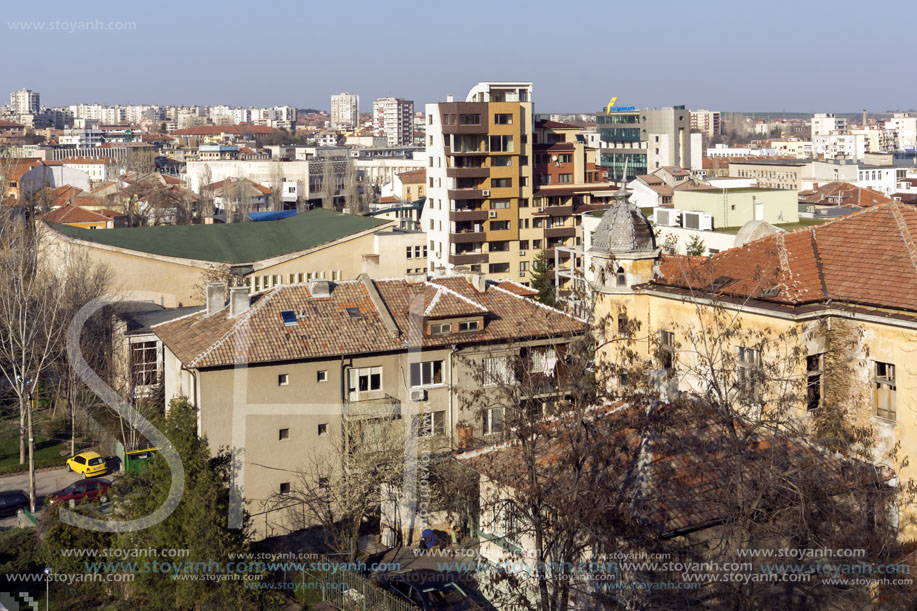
206;282;224;316
362;253;380;278
229;286;250;317
404;271;426;284
456;424;473;451
465;271;486;292
308;280;331;298
446;94;454;103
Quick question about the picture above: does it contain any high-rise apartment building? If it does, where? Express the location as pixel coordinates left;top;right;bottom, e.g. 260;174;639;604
595;106;692;181
690;109;721;139
331;92;359;130
811;113;849;138
10;89;40;115
373;97;414;146
423;82;535;281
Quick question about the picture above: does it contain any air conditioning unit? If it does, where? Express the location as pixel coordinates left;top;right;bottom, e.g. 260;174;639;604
482;189;491;196
519;271;527;277
488;211;497;218
682;211;713;231
410;389;427;402
654;207;682;228
519;250;526;256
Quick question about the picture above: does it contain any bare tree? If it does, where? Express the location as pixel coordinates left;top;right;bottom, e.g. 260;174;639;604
343;158;361;215
320;160;335;210
269;161;284;211
264;413;404;561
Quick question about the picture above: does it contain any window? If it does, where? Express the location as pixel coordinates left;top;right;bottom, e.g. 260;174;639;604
484;356;513;386
483;407;504;436
489;135;514;152
410;360;444;387
491;156;511;167
806;354;824;411
737;347;762;403
318;423;328;436
406;246;414;259
658;330;675;370
519;261;529;272
460;114;480;125
533;239;542;249
617;313;627;335
558;154;572;163
490;220;510;231
491;199;510;209
491;178;512;189
430;322;452;335
489;240;509;252
130;341;159;387
519;240;530;250
413;410;445;437
459;320;480;332
558;174;573;183
317;370;327;382
615;267;626;287
489;262;510;274
278;373;289;386
278;428;289;441
347;366;382;399
494;113;513;125
874;361;896;420
279;482;291;494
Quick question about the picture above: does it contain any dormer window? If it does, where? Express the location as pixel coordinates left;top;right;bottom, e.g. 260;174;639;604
431;322;453;335
459;320;480;332
616;267;626;287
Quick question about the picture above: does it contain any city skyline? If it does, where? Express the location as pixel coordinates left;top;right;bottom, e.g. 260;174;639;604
2;0;914;113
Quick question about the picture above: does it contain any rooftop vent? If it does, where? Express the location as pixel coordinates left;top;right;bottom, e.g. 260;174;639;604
309;280;331;298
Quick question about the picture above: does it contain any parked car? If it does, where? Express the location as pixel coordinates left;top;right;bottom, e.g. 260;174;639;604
376;570;476;610
66;451;107;477
0;489;29;517
48;479;111;506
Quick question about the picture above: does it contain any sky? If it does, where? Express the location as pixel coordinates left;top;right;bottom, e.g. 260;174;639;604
2;0;915;114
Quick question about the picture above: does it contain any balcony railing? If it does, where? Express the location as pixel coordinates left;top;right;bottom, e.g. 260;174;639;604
450;209;488;222
343;394;401;420
450;231;486;244
449;252;489;265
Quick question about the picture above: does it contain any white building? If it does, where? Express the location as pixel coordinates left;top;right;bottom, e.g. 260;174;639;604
885;113;917;150
331;92;360;130
10;89;39;115
857;165;900;196
813;133;866;161
373;97;414;146
811;113;849;137
690;110;720;139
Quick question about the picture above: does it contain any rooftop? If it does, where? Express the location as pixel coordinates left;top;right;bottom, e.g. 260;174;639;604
46;208;390;264
153;275;586;368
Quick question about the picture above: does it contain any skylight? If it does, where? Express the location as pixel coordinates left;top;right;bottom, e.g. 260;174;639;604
345;307;361;320
280;311;298;326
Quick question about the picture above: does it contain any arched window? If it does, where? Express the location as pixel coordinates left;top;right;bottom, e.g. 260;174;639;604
616;267;626;287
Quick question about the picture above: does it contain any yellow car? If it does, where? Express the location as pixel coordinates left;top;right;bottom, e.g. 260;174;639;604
66;451;107;478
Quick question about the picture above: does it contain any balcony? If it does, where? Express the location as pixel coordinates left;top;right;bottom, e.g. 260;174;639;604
545;226;576;239
533;205;574;216
449;252;489;265
445;146;489;156
450;231;486;244
448;188;486;200
343;394;401;420
450;209;488;222
447;167;490;179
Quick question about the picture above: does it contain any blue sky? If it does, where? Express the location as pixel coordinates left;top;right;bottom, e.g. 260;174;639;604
2;0;914;113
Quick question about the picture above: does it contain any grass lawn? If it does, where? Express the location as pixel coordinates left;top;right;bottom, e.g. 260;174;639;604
0;417;70;475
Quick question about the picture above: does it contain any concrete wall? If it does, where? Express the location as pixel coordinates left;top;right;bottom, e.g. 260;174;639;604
672;188;798;229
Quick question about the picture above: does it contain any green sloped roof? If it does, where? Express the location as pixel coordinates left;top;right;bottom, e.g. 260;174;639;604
48;208;389;264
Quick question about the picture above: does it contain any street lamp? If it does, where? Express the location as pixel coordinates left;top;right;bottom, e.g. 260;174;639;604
43;567;51;610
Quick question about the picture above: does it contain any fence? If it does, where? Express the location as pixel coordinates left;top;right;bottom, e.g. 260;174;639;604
295;561;416;611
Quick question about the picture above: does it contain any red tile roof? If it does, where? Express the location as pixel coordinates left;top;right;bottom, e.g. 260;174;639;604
799;182;893;207
652;203;917;313
397;169;426;184
60;156;117;165
153;276;585;368
171;124;279;136
43;204;113;224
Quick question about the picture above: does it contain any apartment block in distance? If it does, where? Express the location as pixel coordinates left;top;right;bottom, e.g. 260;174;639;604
596;105;692;182
423;82;535;282
331;92;359;130
690;109;721;139
373;97;415;146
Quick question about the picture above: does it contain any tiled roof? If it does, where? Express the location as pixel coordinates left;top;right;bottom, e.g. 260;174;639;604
457;401;886;538
660;166;689;176
61;156;117;165
43;205;113;224
397;169;426;184
153;275;586;368
171;124;278;136
652;203;917;312
799;182;893;207
636;174;664;185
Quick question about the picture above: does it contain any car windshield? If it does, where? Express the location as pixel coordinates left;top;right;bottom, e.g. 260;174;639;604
88;457;105;466
424;583;467;605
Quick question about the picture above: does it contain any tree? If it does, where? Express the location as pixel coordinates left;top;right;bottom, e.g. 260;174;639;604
269;161;284;211
529;250;555;306
685;233;706;256
265;413;405;561
343;158;362;215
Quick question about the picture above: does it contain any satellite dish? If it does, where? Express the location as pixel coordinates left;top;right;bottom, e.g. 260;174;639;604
551;155;558;161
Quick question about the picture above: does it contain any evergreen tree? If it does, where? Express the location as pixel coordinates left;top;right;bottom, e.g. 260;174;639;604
530;249;555;305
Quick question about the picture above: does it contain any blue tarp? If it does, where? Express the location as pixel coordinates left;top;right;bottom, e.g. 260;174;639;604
248;210;299;222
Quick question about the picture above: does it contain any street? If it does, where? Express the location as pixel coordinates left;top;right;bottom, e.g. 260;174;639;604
0;466;90;527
